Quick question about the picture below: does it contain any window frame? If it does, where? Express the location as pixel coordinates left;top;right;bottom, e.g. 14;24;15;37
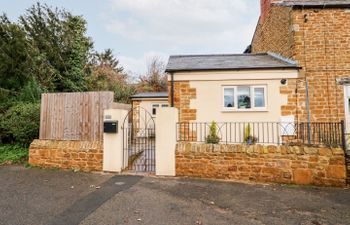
222;85;267;112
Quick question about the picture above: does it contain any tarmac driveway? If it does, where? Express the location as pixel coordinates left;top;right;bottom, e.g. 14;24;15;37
0;165;350;225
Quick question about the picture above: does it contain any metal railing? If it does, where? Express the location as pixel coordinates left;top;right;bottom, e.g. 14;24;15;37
176;121;346;149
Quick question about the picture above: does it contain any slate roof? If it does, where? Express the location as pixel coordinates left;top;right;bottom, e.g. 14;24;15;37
165;53;299;73
131;92;168;99
276;0;350;8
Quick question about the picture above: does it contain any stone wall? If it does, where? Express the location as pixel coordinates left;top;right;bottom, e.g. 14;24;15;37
291;8;350;122
252;5;294;58
172;81;197;123
29;140;103;172
176;143;346;187
252;5;350;122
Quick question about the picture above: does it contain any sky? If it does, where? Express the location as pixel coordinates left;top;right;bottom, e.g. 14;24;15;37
2;0;260;75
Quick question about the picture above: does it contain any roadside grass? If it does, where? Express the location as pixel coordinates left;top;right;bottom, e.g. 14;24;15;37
0;144;29;165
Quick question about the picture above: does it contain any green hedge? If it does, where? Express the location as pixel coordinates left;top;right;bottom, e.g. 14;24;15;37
0;102;40;146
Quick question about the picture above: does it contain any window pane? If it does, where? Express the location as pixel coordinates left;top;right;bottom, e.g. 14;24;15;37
224;88;234;108
254;88;265;107
237;86;251;109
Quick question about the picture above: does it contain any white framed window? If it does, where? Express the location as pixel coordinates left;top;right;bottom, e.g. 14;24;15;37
151;103;169;116
222;85;267;111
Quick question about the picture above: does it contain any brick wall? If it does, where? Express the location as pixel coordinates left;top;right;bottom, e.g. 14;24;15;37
253;5;294;58
29;140;103;172
176;143;346;187
291;8;350;122
252;5;350;122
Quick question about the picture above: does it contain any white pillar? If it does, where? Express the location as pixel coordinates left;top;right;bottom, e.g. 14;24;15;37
156;107;178;176
103;109;128;172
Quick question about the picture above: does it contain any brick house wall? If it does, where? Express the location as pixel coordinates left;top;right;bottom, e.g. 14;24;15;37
252;3;350;123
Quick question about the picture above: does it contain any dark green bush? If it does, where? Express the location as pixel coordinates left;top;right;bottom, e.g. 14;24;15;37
0;102;40;146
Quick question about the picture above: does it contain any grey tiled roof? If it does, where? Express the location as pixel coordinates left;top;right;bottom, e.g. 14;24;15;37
165;53;299;73
276;0;350;7
131;92;168;99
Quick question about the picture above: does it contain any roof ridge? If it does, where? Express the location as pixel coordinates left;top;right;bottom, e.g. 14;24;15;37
169;53;268;58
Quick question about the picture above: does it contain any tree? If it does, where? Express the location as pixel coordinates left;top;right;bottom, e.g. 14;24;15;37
0;15;42;92
86;49;135;103
0;14;47;109
95;49;124;73
19;3;93;92
0;3;94;145
138;56;167;92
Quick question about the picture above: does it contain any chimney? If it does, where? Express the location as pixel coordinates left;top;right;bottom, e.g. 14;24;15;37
260;0;282;24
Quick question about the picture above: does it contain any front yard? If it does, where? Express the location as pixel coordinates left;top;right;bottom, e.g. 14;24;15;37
0;165;350;225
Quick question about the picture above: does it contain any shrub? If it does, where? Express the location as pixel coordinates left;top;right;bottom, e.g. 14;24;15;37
0;144;28;165
205;121;220;144
0;102;40;146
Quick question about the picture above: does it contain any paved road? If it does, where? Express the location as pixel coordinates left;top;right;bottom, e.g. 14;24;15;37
1;165;350;225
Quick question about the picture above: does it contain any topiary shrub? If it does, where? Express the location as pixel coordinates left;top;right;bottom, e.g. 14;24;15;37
0;102;40;146
205;121;220;144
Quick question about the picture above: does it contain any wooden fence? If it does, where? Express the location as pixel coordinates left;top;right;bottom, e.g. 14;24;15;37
39;92;115;141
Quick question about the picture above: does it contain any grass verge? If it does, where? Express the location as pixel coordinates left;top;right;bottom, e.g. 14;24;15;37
0;144;29;165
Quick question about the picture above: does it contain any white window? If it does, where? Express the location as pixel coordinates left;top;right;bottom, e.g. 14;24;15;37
223;85;267;111
152;103;169;116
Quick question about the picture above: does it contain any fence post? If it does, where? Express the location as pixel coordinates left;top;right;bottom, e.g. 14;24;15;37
341;120;347;152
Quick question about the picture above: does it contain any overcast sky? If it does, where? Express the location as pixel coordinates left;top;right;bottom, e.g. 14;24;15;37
2;0;260;75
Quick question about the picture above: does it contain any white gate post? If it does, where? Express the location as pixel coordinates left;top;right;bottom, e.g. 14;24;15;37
156;107;178;176
103;109;128;172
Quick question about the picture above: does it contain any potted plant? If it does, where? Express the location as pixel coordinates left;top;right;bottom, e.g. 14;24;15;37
244;124;258;145
205;121;220;144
